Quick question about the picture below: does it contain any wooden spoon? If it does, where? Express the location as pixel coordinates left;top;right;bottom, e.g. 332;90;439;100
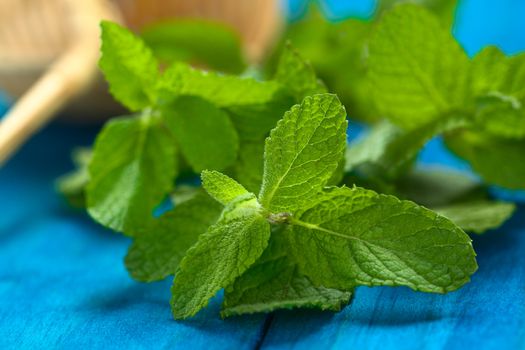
0;0;283;166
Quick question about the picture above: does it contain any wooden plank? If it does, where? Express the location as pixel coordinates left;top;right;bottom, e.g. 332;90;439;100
259;208;525;349
0;124;267;349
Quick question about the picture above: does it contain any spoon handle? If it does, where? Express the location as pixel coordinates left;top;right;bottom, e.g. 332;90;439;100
0;0;118;166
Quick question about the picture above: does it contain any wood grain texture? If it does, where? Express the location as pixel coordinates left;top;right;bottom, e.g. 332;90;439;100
0;108;524;350
0;123;267;349
259;208;525;349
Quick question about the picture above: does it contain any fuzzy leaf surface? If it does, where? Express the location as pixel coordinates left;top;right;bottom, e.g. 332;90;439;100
125;192;222;282
170;194;270;319
288;186;478;293
87;113;177;234
100;21;158;111
259;94;347;213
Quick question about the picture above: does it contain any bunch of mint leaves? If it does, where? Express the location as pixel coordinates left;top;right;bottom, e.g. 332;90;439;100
78;21;328;235
126;93;476;319
267;0;458;123
277;2;525;192
57;2;522;319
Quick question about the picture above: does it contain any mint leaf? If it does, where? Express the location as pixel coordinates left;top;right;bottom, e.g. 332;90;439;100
141;19;245;73
345;117;469;178
222;227;351;317
100;21;158;111
159;63;283;107
87;112;177;234
170;191;270;319
446;131;525;189
279;8;376;121
377;0;459;25
475;95;525;139
164;96;239;172
201;170;248;206
345;121;402;174
288;186;477;293
434;200;516;234
231;140;264;193
274;42;327;101
57;148;92;208
125;191;221;282
355;167;515;234
259;94;347;212
159;63;293;140
393;168;482;207
368;4;469;128
470;47;525;138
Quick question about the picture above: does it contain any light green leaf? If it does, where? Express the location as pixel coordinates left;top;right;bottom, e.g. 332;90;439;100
470;46;508;96
345;117;470;178
377;0;459;26
288;186;477;293
159;63;283;107
87;112;177;234
274;42;326;101
159;63;293;140
170;193;270;319
470;47;525;138
164;96;239;172
99;21;158;111
56;148;92;208
445;131;525;189
231;140;265;193
279;8;375;121
368;4;469;128
475;95;525;139
222;227;351;317
434;200;515;234
393;167;482;207
259;94;347;213
345;121;403;174
125;191;222;282
201;170;248;206
141;19;245;73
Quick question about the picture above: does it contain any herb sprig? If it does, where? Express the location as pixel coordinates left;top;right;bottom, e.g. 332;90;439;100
86;22;321;234
169;94;477;318
56;5;524;319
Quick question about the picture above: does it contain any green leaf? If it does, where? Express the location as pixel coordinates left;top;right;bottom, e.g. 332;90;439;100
99;21;159;111
475;94;525;139
470;47;525;138
201;170;248;206
368;4;469;128
445;131;525;189
159;63;293;140
470;47;508;96
377;0;459;26
231;140;264;193
87;112;177;234
125;191;222;282
170;193;270;319
259;94;347;212
222;227;351;317
288;186;477;293
359;167;515;233
393;167;482;207
141;19;246;73
163;96;239;172
56;148;92;208
278;8;375;121
345;117;469;178
274;42;327;101
434;200;515;234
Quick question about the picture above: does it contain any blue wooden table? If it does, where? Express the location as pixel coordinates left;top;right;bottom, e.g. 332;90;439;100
1;1;525;349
